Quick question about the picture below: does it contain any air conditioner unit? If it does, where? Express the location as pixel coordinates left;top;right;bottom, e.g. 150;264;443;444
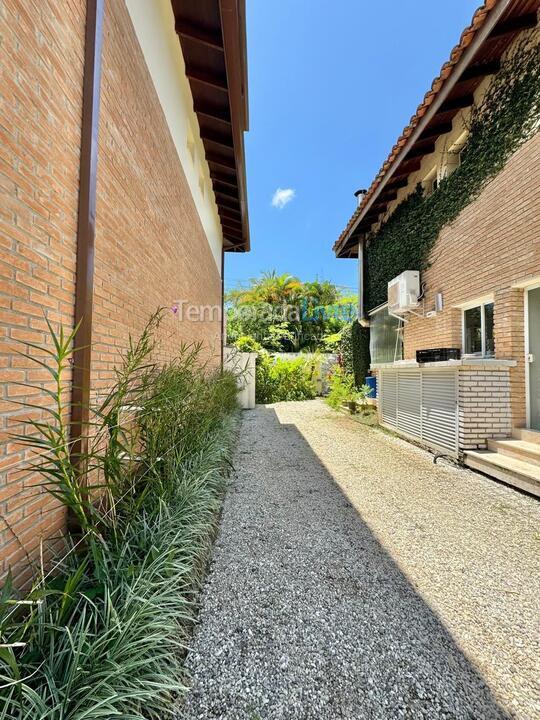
388;271;420;315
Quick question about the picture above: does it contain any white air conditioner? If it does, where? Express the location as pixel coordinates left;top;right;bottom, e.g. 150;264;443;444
388;271;420;315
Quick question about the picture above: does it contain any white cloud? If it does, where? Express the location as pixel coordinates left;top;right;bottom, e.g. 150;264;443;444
271;187;296;209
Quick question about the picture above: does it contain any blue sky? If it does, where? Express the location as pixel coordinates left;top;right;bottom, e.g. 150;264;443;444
225;0;480;294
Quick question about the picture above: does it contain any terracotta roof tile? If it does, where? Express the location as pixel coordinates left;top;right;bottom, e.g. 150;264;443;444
334;0;499;254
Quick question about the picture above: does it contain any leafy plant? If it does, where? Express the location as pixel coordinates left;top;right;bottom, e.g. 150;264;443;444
0;314;239;719
255;352;318;403
326;365;357;410
340;320;370;388
233;335;262;353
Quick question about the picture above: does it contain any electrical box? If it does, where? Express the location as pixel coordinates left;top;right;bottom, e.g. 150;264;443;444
388;271;420;315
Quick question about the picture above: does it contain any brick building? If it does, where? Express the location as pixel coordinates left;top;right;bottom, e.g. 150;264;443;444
334;0;540;495
0;0;249;585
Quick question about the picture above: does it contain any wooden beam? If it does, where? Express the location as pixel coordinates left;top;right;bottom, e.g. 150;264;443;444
195;105;232;125
206;151;235;170
218;206;242;220
174;18;224;51
217;193;241;210
418;122;453;141
404;142;436;160
209;170;238;188
72;0;104;467
200;127;234;149
398;158;422;173
186;66;228;91
436;93;474;114
489;13;538;39
378;189;397;203
385;177;408;191
212;181;238;199
221;225;243;239
219;218;242;232
458;60;500;81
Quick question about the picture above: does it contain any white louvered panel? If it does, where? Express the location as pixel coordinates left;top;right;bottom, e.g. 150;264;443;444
421;371;457;452
381;372;397;427
396;371;421;438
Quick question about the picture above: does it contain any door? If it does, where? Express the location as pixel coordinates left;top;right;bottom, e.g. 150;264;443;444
527;287;540;430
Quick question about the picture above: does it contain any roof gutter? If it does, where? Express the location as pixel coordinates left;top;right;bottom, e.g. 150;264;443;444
339;0;513;253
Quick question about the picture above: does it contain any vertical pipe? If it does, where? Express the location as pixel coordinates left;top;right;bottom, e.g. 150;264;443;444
357;239;364;323
221;247;225;367
71;0;104;461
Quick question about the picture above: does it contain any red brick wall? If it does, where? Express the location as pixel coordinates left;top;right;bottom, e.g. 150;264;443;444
92;0;222;400
403;133;540;426
0;0;85;587
0;0;223;586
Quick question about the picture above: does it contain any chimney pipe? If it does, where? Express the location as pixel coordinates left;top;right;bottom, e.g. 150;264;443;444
354;188;367;207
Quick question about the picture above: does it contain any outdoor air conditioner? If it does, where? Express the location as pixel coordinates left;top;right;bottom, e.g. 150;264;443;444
388;271;420;315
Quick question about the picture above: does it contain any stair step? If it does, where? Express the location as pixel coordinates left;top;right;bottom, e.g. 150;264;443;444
487;438;540;467
512;427;540;445
465;450;540;497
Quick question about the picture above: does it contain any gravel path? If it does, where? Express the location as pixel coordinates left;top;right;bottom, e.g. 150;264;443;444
179;400;540;720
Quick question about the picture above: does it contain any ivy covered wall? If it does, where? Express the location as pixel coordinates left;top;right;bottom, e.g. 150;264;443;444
363;37;540;312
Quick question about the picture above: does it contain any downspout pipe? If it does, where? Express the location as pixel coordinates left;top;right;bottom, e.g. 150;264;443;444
357;238;369;327
71;0;104;463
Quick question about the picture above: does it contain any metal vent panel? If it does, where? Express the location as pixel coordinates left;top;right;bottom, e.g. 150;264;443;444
381;372;397;427
379;368;458;455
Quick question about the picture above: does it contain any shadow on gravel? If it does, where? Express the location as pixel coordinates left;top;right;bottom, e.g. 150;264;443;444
180;406;510;720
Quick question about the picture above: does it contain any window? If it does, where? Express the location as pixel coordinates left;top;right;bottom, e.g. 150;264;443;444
442;131;468;179
463;302;494;356
370;304;404;364
422;166;438;196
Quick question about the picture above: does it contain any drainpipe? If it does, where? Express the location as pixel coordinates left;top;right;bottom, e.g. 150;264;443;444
354;189;369;327
221;247;225;368
71;0;104;463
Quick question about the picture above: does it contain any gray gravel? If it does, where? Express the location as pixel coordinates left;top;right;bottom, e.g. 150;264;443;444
178;400;540;720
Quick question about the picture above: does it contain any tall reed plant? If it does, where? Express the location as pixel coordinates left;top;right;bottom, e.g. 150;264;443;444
0;311;239;719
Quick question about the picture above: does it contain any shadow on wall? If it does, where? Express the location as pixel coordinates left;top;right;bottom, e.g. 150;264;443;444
184;404;512;718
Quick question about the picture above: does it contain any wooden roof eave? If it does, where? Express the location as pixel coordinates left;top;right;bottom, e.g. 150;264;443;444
334;0;536;259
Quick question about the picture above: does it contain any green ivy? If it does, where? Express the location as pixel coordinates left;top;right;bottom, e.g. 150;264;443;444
364;37;540;311
341;320;370;387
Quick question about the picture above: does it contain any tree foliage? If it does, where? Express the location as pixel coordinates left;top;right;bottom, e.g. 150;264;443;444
226;271;357;352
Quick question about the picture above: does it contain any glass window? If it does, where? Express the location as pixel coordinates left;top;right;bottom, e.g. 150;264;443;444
463;302;494;357
464;306;482;354
370;305;403;364
484;302;494;355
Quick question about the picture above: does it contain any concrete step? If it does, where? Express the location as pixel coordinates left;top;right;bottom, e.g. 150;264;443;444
512;427;540;445
487;438;540;467
465;450;540;498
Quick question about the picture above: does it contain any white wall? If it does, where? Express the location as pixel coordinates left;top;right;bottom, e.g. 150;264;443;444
125;0;223;273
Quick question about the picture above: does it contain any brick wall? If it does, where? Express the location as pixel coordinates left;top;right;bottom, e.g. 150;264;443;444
458;369;513;450
0;0;86;587
91;0;222;399
0;0;223;587
403;133;540;426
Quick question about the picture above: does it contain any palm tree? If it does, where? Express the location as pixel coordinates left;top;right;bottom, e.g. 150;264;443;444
227;271;302;307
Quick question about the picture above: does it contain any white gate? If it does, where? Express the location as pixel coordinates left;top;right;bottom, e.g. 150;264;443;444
380;368;458;455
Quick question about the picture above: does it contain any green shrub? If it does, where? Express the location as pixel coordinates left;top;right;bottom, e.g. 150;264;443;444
0;313;239;719
340;320;370;388
255;352;318;403
233;335;261;353
326;365;356;409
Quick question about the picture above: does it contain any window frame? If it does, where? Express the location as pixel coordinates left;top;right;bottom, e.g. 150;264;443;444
369;302;404;365
461;299;495;358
